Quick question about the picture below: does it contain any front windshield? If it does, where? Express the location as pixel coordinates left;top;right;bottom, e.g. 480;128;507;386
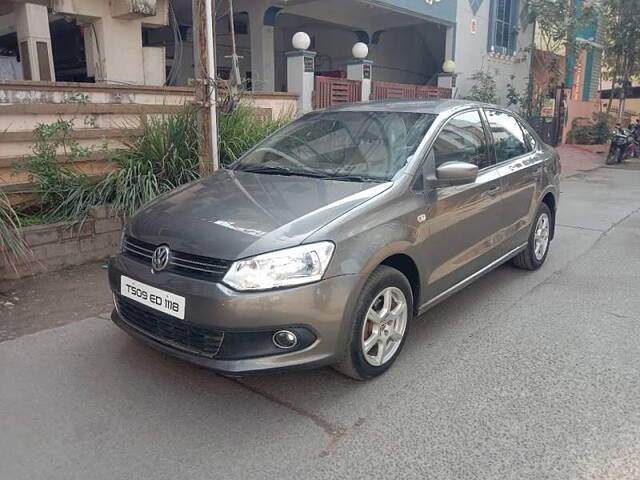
232;111;437;182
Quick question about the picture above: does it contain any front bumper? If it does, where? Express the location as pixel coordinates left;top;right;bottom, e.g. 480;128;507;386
108;254;365;374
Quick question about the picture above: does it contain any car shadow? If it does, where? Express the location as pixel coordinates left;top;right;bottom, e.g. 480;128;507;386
108;260;540;431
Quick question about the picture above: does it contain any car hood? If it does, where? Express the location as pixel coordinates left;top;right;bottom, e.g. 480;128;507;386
128;170;391;260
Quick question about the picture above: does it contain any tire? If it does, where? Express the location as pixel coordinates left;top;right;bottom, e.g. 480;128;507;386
512;203;552;271
606;147;619;165
333;266;413;380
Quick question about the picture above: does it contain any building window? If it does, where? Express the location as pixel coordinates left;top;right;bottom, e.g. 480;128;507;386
488;0;518;55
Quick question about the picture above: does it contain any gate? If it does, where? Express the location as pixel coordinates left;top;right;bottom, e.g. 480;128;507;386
371;81;452;101
526;87;566;147
313;76;362;109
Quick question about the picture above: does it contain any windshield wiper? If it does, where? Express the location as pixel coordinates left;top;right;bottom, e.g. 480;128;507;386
322;174;380;183
233;165;296;176
233;165;329;179
233;165;380;183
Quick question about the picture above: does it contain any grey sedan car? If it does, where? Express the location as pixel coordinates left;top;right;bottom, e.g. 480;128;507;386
109;100;560;380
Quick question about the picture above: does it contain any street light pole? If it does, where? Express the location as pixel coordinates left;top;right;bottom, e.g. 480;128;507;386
192;0;220;174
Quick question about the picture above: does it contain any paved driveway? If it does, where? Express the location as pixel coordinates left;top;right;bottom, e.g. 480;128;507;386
2;164;640;480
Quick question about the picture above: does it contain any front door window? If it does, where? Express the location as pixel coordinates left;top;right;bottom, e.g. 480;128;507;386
432;110;491;170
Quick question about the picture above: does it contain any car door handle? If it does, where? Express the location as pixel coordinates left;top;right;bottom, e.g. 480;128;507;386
533;167;543;177
484;185;501;197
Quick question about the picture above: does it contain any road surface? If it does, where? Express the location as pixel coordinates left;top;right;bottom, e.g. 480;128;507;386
2;162;640;480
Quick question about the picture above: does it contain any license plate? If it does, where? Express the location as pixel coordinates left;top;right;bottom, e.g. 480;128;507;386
120;275;185;320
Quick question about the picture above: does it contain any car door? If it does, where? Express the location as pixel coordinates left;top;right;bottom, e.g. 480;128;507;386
484;109;543;252
419;109;509;302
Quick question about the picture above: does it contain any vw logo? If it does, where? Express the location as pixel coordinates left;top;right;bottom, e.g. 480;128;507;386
151;245;171;272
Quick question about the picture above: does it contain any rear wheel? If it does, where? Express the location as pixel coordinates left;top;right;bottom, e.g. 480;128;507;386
333;266;413;380
512;203;552;271
620;146;628;162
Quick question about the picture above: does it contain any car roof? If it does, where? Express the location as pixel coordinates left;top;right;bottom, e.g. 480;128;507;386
318;99;504;116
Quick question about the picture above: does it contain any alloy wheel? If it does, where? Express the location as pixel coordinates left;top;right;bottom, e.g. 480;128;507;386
361;286;408;367
533;213;550;261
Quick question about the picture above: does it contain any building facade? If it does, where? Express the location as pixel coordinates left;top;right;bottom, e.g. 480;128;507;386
0;0;536;105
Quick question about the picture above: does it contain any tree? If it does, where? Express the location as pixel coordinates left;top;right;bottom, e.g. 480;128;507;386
601;0;640;120
523;0;597;116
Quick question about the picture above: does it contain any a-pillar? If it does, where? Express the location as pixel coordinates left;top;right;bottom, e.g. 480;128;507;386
286;49;316;115
14;2;55;81
247;4;279;92
347;60;373;102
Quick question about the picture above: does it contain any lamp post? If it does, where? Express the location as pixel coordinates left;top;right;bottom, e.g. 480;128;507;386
347;42;373;102
286;32;316;114
292;31;311;50
438;59;457;98
442;60;456;74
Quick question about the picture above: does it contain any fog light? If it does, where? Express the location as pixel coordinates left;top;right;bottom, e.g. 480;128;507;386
273;330;298;349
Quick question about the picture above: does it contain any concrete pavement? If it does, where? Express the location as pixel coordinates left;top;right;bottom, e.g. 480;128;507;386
557;144;606;178
1;162;640;480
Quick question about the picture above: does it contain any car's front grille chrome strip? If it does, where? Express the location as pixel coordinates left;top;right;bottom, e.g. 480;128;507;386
123;235;232;282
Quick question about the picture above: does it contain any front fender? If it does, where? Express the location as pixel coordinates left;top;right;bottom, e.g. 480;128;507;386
324;221;416;277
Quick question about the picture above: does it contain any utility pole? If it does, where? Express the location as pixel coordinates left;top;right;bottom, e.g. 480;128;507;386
192;0;220;174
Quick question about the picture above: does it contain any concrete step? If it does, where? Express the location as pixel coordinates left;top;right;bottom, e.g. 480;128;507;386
0;127;143;144
0;150;116;169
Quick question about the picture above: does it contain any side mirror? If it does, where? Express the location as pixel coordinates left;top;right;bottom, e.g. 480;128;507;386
435;161;478;186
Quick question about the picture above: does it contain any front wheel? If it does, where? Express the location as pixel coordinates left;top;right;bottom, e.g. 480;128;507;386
333;266;413;380
512;203;552;271
606;147;619;165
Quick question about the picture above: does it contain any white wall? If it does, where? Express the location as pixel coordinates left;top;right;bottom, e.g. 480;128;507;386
454;0;534;105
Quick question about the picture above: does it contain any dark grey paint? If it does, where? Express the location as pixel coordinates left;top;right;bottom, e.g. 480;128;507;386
130;170;391;260
109;100;560;374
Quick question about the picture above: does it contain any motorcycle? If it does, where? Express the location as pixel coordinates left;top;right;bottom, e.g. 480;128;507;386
607;126;633;165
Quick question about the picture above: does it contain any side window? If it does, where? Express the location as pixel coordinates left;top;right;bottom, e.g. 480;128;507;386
432;110;491;170
485;110;529;162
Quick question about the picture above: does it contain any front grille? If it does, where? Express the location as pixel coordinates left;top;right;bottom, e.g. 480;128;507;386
123;235;232;282
116;294;224;357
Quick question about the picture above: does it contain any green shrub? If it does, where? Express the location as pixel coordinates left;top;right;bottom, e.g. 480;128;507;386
591;113;612;144
16;103;292;222
464;71;499;104
0;191;30;271
16;119;102;223
102;108;200;216
567;112;612;145
218;105;292;166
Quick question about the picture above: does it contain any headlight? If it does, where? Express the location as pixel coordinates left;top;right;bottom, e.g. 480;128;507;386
223;242;335;291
